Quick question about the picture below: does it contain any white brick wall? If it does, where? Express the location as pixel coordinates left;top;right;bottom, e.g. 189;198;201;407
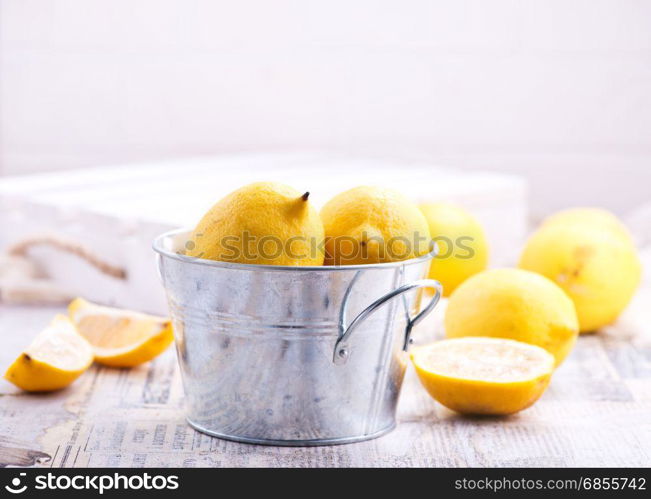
1;0;650;217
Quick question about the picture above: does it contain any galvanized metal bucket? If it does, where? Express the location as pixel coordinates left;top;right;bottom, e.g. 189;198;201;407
153;229;441;446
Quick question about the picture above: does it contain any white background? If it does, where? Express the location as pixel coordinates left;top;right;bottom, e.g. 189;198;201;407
1;0;650;218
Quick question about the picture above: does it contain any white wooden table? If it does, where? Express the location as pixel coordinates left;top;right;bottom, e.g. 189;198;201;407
1;289;650;468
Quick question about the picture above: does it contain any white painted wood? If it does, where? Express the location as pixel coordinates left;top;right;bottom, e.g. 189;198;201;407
0;153;527;313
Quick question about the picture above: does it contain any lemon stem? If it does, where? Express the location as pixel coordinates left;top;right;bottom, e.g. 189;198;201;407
301;192;310;201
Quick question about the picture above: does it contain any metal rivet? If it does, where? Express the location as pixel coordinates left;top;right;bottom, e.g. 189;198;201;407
338;348;348;358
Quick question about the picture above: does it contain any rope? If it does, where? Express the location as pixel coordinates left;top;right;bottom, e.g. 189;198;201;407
7;235;127;279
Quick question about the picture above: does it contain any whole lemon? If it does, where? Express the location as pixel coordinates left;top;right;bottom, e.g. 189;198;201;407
518;221;641;333
542;207;634;241
445;268;579;365
320;186;431;265
186;182;325;266
419;203;489;296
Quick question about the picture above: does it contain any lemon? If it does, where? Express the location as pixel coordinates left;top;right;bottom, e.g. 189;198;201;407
419;203;488;296
519;221;641;333
411;337;554;415
542;207;633;240
186;182;324;266
68;298;174;367
445;268;579;365
320;186;431;265
4;314;93;392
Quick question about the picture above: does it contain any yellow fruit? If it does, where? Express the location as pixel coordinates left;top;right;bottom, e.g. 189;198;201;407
445;268;579;365
411;337;554;415
320;186;431;265
186;182;324;266
519;222;641;333
68;298;174;367
542;207;633;240
4;314;93;392
419;203;489;296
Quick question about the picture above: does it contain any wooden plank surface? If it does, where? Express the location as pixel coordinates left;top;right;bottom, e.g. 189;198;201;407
1;288;650;468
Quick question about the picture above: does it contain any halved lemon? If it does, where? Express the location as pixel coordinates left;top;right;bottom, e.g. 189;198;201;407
4;314;93;392
411;337;555;415
68;298;174;367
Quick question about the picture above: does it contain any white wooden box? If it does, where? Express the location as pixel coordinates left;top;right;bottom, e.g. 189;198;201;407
0;153;527;313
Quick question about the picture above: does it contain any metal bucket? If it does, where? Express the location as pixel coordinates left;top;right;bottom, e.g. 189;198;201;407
153;229;442;446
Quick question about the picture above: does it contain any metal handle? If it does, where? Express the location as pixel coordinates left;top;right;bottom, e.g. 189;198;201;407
333;279;442;365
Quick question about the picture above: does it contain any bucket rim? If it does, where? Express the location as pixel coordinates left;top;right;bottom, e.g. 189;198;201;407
153;228;437;272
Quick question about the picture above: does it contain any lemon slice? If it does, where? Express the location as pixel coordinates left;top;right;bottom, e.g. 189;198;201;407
68;298;174;367
4;314;93;392
411;337;555;415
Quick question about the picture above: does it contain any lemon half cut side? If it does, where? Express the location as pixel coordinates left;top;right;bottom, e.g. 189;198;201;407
411;337;555;415
68;298;174;367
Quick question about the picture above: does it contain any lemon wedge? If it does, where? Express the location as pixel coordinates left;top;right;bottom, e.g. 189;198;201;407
411;337;555;415
68;298;174;367
4;314;93;392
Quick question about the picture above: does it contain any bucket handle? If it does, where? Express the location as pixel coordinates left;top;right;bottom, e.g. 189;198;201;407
333;279;442;365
